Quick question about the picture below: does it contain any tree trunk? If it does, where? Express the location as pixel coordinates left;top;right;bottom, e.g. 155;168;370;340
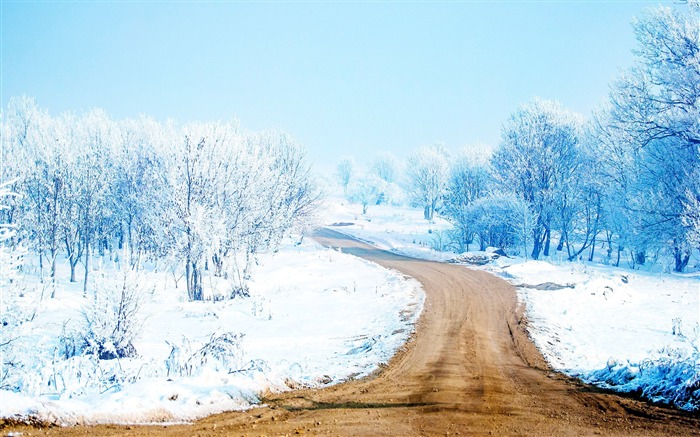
50;184;60;279
83;241;90;296
39;252;44;283
186;259;204;301
588;236;596;262
128;217;135;267
118;222;124;250
531;233;542;260
674;248;690;273
50;247;57;278
424;206;431;220
186;259;192;300
69;260;77;282
531;225;544;260
213;252;224;277
543;228;551;257
192;262;202;300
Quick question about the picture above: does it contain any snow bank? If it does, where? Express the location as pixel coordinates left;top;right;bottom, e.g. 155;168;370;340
0;239;424;424
501;260;700;411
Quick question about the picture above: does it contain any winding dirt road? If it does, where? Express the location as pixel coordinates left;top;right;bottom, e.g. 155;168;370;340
4;228;700;436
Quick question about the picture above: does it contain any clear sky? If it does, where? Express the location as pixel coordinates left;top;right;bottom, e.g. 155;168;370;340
0;1;672;169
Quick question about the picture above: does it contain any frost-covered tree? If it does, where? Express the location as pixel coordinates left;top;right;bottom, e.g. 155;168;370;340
367;152;405;206
347;175;383;214
1;99;321;300
76;109;115;294
336;156;354;194
597;1;699;271
164;122;235;301
442;147;491;251
405;145;449;220
491;99;582;260
609;2;699;151
370;151;399;184
54;113;87;285
227;131;320;290
683;179;700;250
110;117;167;268
162;124;320;300
3;97;52;278
551;128;605;262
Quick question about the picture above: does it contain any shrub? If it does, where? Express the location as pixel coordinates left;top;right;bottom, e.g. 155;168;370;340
82;270;148;360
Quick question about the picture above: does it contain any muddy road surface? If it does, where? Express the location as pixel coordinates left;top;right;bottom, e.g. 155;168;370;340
4;228;699;436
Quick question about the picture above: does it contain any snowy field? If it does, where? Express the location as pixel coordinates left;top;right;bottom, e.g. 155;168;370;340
496;259;700;410
323;197;700;411
322;198;455;262
0;238;424;424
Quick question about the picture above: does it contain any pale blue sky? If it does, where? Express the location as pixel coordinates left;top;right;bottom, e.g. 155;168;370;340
1;1;670;168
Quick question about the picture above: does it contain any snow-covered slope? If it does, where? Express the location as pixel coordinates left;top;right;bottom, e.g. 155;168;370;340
0;239;424;424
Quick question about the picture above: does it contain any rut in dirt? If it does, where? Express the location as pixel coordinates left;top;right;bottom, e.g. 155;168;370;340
5;228;700;436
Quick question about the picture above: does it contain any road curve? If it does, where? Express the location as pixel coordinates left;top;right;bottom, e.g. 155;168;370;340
5;228;700;436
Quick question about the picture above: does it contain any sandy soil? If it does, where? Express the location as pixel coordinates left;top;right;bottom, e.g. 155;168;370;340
3;228;699;436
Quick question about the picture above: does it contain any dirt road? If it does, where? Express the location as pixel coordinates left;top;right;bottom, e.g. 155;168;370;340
4;228;699;436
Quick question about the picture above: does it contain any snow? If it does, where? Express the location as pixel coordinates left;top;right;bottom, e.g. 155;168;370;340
320;196;456;262
501;260;700;410
499;260;698;365
4;193;698;424
0;238;424;424
322;197;700;410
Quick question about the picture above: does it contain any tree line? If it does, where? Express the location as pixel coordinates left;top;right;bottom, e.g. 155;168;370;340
1;101;320;300
338;3;699;272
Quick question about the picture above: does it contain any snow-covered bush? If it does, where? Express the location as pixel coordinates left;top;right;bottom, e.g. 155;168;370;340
166;332;245;377
81;270;148;360
462;193;531;253
588;347;700;411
